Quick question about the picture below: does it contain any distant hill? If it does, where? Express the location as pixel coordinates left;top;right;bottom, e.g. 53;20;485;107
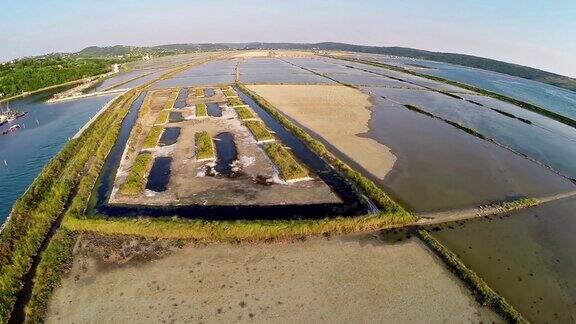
71;42;576;92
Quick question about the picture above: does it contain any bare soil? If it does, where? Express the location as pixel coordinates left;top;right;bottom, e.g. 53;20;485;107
46;233;500;323
246;84;397;180
111;87;339;206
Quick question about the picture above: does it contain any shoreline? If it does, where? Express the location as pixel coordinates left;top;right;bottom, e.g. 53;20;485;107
0;72;112;104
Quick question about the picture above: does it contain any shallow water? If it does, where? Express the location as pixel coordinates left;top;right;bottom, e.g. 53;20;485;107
152;75;235;88
146;157;172;192
89;69;148;92
204;88;215;98
168;112;184;123
213;132;237;175
158;127;180;146
368;87;576;179
363;97;574;212
359;54;576;120
206;103;222;117
173;88;189;108
152;60;236;88
0;89;115;224
431;198;576;323
239;58;335;84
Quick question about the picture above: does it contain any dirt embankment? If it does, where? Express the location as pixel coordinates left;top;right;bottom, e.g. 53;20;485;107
245;84;396;180
46;233;499;323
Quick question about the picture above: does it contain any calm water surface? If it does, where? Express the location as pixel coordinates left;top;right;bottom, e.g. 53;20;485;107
364;54;576;120
431;198;576;323
0;89;115;224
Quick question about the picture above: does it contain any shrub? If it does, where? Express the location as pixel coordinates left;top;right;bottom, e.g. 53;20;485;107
244;120;274;142
195;103;207;117
119;152;153;195
195;131;215;160
234;106;255;120
142;126;163;148
264;143;309;181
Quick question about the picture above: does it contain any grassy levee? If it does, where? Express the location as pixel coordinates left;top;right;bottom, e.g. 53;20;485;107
23;229;76;323
119;152;153;196
195;132;215;160
155;110;170;125
64;213;416;242
338;56;576;129
418;230;528;323
222;86;236;97
163;89;179;110
234;106;255;120
0;89;137;322
244;120;275;142
142;125;163;149
403;104;487;140
236;83;408;214
228;96;244;107
264;143;309;181
196;103;208;117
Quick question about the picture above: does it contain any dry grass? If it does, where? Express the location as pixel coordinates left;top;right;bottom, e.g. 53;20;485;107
63;212;417;242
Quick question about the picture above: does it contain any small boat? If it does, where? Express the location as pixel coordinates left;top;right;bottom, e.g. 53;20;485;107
2;124;21;135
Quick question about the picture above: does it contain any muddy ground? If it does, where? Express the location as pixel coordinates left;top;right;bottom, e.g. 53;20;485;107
46;232;500;323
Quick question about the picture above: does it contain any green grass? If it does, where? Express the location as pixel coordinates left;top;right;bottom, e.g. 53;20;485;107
24;229;76;323
195;103;207;117
119;152;153;196
264;143;309;181
418;230;528;323
142;125;163;148
228;96;244;106
222;87;236;97
237;82;407;214
155;110;170;124
0;88;139;322
0;57;126;99
195;131;215;160
195;88;204;97
0;59;221;322
500;197;539;211
244;120;274;142
234;105;255;120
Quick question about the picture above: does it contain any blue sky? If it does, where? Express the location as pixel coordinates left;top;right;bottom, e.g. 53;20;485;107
1;0;575;77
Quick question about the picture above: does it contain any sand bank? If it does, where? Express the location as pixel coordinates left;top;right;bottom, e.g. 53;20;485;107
245;84;396;180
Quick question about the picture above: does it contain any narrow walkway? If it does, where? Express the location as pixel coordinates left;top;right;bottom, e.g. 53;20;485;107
416;190;576;225
47;88;129;103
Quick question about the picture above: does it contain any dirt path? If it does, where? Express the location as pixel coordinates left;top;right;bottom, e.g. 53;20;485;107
46;233;499;323
417;190;576;225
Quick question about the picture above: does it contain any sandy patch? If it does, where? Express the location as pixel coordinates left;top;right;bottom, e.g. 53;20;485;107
246;84;396;180
46;234;499;323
